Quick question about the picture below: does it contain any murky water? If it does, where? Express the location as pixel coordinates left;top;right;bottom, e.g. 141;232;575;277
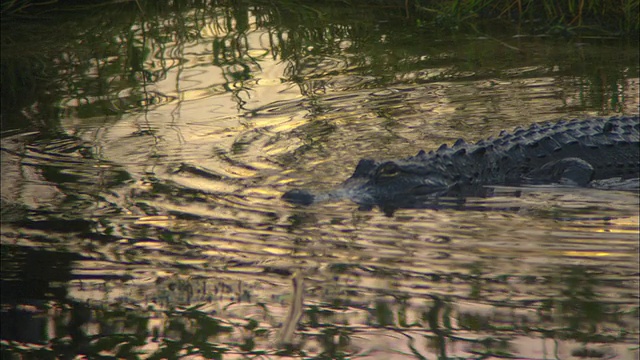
1;2;638;359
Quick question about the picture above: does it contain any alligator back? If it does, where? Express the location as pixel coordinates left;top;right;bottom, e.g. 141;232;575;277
404;115;639;188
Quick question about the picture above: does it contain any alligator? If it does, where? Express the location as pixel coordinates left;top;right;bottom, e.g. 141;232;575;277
282;115;639;210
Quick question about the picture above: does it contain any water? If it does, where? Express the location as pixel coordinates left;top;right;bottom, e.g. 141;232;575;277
1;2;638;359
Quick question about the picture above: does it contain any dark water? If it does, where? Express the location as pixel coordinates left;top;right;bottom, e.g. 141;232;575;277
1;2;639;359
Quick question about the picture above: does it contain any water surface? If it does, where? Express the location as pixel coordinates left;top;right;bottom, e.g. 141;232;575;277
1;2;638;359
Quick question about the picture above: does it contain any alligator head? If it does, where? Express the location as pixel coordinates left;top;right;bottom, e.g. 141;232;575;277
282;157;452;208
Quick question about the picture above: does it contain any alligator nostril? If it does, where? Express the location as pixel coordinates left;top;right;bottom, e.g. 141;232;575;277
282;189;315;206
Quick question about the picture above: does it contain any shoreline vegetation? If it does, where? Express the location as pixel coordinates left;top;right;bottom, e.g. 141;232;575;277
1;0;638;38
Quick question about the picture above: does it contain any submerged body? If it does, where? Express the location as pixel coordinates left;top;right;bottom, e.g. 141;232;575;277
283;115;639;209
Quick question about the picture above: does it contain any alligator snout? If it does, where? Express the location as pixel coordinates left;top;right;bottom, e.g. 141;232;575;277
282;189;316;205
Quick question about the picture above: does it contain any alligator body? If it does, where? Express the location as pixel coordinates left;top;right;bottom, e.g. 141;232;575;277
282;115;640;209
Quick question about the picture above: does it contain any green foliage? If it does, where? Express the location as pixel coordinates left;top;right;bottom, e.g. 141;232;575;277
414;0;639;36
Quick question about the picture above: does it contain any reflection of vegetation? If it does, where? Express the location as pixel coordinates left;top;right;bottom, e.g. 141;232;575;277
547;267;613;336
1;302;299;359
456;265;637;355
149;306;235;359
1;264;637;358
2;2;153;133
2;0;638;136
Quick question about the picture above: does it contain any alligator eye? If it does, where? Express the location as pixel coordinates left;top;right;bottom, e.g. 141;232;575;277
376;162;401;178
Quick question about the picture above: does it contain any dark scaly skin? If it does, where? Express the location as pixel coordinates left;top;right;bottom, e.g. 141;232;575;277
282;115;640;208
